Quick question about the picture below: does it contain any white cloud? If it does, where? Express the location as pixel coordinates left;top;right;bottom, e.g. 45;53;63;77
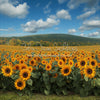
88;31;100;37
0;28;15;31
80;33;84;36
68;29;76;34
22;16;60;33
43;2;51;14
79;20;100;31
0;0;29;18
67;0;99;9
77;10;96;19
56;9;71;20
58;0;67;4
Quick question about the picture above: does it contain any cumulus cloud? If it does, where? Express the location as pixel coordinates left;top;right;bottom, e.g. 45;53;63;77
22;16;60;33
58;0;67;4
67;0;99;9
80;33;84;36
79;20;100;31
67;29;76;34
88;31;100;37
77;10;96;19
56;9;71;20
0;0;29;18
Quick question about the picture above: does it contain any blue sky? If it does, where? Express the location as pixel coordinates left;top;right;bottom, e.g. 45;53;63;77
0;0;100;37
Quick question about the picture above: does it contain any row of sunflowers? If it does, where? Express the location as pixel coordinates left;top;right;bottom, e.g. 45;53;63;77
0;45;100;96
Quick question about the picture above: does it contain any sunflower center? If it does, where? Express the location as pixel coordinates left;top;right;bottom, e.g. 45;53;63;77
87;68;92;74
47;66;50;69
60;61;62;65
81;61;85;66
91;61;95;66
16;66;19;70
31;61;34;64
23;72;28;78
5;68;10;74
21;61;23;63
22;66;26;69
17;81;23;87
64;68;69;73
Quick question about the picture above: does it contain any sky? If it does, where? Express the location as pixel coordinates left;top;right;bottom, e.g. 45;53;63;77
0;0;100;38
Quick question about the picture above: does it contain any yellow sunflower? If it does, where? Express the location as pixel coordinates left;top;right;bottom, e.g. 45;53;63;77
14;78;26;90
58;59;64;67
84;66;95;78
61;65;71;76
1;66;13;77
13;64;20;70
45;63;52;71
68;60;74;67
78;59;87;68
29;59;36;66
20;63;28;70
90;59;97;67
19;69;31;81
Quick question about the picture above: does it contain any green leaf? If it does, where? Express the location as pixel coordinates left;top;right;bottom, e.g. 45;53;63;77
31;72;39;79
27;79;33;86
62;89;68;95
11;74;19;80
84;76;88;81
44;89;50;95
95;78;100;86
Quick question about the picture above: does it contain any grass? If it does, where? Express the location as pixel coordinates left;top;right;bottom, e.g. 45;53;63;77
0;91;100;100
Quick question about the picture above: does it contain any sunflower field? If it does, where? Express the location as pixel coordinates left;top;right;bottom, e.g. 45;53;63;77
0;45;100;96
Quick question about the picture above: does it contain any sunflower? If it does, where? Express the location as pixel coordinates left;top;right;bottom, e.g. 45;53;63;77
41;60;47;65
61;65;71;76
84;66;95;78
53;73;58;78
68;60;74;67
1;66;13;77
19;69;31;81
97;63;100;68
45;63;52;71
19;59;25;64
13;64;20;70
20;63;28;70
90;59;97;67
58;59;64;67
78;59;87;68
29;59;36;66
28;66;33;72
14;79;26;90
61;57;67;63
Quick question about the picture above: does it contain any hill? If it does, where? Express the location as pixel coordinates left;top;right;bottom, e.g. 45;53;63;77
0;34;100;46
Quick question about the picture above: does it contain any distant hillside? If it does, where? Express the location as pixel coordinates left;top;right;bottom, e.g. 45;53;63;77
0;34;100;46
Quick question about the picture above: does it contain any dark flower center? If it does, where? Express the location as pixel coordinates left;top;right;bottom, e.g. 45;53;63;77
81;61;85;66
5;68;10;74
91;61;95;66
23;72;28;78
31;61;34;64
22;66;26;69
21;61;23;63
64;68;69;73
87;68;92;74
16;66;19;70
60;61;62;65
47;66;50;69
17;81;23;87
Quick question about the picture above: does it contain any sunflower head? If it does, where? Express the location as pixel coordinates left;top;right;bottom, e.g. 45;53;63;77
45;63;52;71
61;65;71;76
58;60;64;67
20;69;31;81
90;59;97;67
84;66;95;79
1;66;13;77
15;79;26;90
